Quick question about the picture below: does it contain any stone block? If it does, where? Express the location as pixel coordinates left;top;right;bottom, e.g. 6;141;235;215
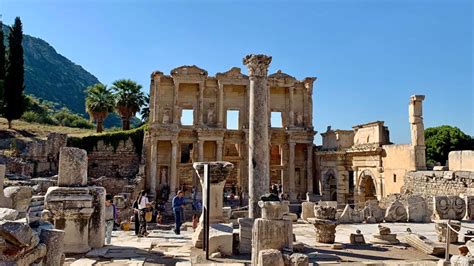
40;228;65;266
466;196;474;220
314;205;336;220
259;201;286;220
283;213;298;222
238;218;254;254
258;249;284;266
3;186;33;214
363;200;385;223
207;223;233;256
0;221;39;248
350;233;366;244
338;204;364;224
404;233;445;255
369;234;400;245
252;218;292;266
290;253;309;266
88;186;106;248
308;218;338;244
449;150;474;171
301;202;315;221
384;200;407;222
407;195;431;222
58;147;88;186
0;208;19;221
0;243;47;265
433;196;466;220
232;210;249;219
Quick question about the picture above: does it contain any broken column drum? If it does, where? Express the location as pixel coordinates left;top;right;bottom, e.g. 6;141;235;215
243;54;272;219
192;161;234;248
308;205;338;244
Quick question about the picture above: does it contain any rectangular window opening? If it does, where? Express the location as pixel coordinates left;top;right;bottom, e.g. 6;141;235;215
181;109;194;126
271;112;283;128
226;110;239;130
393;174;397;183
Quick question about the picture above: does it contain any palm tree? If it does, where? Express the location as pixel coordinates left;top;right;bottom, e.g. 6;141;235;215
112;79;145;130
85;83;115;133
140;93;150;123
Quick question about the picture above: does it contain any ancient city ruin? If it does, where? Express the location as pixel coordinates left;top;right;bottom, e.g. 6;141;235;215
0;54;473;265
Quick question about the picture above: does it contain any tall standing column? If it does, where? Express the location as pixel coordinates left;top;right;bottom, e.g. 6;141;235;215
149;140;158;197
173;81;180;124
307;144;313;194
288;141;296;200
409;95;426;170
243;54;272;218
218;82;224;128
304;77;316;128
170;140;178;194
199;81;205;126
289;87;295;127
216;140;223;161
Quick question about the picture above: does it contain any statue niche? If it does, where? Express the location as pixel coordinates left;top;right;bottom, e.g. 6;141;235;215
206;103;216;126
162;108;171;124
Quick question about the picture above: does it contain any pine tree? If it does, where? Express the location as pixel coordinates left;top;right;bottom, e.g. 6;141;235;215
4;17;25;128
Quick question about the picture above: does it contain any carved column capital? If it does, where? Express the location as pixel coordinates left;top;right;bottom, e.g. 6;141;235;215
243;54;272;77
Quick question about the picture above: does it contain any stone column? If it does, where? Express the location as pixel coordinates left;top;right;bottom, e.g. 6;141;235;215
243;54;272;218
307;144;313;193
409;95;426;170
217;82;224;128
288;142;296;200
241;138;249;195
216;140;223;161
199;81;205;126
40;228;65;266
304;77;316;128
244;84;249;128
280;145;285;193
173;80;180;124
88;186;106;248
198;140;204;162
191;162;234;247
149;140;158;197
170;140;178;194
289;86;294;127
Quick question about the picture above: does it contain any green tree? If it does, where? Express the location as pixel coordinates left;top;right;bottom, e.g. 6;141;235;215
0;23;6;115
85;83;115;133
140;93;150;123
425;125;474;165
4;17;25;129
111;79;145;130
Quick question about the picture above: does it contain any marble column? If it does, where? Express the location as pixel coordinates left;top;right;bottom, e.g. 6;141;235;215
216;140;223;161
288;142;296;200
307;144;313;193
304;78;316;128
198;140;204;162
199;81;205;126
173;80;180;124
243;54;272;218
289;87;294;127
149;140;158;197
218;82;224;128
170;140;178;194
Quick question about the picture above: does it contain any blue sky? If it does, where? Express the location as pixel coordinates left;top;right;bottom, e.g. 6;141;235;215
2;0;472;144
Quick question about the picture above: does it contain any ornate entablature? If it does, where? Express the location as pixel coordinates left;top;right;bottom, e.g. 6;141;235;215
268;70;298;87
170;65;208;83
216;67;249;86
288;130;317;144
196;128;226;140
224;131;246;143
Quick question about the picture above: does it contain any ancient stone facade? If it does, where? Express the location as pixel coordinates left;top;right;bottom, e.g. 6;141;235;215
315;95;427;207
145;61;316;199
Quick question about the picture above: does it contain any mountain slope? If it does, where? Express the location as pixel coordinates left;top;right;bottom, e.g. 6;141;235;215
2;23;100;115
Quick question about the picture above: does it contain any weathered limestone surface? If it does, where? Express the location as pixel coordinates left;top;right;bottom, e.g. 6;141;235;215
338;204;364;224
260;201;286;220
404;233;445;255
433;196;466;220
251;201;292;266
314;205;337;220
58;147;88;186
290;253;309;266
208;223;233;256
0;243;47;266
238;218;254;254
467;196;474;220
384;200;407;222
449;150;474;171
407;195;431;222
370;224;399;245
435;220;460;243
0;221;39;248
3;186;33;216
308;218;338;244
0;208;18;221
0;164;9;209
88;186;106;248
363;200;385;223
350;231;366;244
402;171;474;199
258;249;284;266
40;228;65;266
244;54;272;219
301;202;315;221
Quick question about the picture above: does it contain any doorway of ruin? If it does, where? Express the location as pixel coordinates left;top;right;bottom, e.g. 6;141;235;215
358;170;377;203
322;170;337;201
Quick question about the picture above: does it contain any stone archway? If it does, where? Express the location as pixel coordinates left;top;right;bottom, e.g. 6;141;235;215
322;169;337;201
357;170;378;203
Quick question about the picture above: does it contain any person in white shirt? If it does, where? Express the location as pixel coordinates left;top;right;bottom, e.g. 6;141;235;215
135;190;153;237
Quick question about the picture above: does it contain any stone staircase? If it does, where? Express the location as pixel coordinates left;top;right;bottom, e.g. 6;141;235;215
28;195;45;222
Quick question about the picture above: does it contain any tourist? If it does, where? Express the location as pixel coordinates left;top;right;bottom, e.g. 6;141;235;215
104;194;118;245
132;196;140;236
172;190;185;235
271;184;278;195
137;190;152;237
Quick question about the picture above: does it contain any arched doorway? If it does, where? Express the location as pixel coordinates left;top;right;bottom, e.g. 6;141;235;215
358;170;377;203
322;170;337;201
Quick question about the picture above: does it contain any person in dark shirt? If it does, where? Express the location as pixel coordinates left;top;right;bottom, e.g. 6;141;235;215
172;190;185;235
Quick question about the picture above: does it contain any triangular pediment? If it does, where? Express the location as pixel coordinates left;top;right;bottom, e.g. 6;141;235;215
268;70;296;80
216;67;248;80
170;65;208;77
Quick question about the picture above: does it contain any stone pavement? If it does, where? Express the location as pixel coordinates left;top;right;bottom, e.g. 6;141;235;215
64;221;474;265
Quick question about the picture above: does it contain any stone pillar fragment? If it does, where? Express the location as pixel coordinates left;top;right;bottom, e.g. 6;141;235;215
217;82;224;128
170;140;178;194
289;87;294;127
409;95;426;170
243;54;272;218
88;186;106;248
288;142;296;200
40;228;65;266
306;144;313;194
149;140;158;197
58;147;87;186
216;141;223;161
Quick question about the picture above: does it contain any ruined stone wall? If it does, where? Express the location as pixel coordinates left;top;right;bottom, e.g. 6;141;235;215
402;170;474;198
382;144;415;195
86;138;140;179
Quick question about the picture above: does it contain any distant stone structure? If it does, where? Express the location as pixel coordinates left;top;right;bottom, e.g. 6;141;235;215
145;58;316;202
